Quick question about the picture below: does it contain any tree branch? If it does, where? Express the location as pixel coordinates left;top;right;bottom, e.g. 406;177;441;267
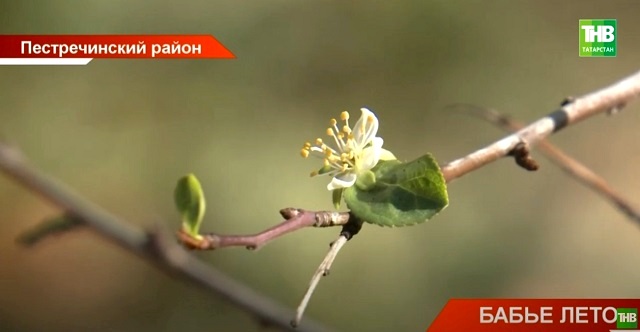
441;70;640;182
179;209;351;250
459;105;640;224
0;143;332;332
292;215;363;327
187;70;640;252
3;70;640;330
16;213;83;246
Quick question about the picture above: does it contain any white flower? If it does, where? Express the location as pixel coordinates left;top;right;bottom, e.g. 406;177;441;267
300;108;396;190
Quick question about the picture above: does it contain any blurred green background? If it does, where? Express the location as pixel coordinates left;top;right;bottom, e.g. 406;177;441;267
1;1;640;331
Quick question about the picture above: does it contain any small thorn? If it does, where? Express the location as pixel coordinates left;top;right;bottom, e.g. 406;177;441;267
560;96;575;107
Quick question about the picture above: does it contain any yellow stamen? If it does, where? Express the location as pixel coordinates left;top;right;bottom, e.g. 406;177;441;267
315;138;323;145
300;149;309;158
330;118;337;126
326;128;334;137
340;111;349;121
304;142;311;149
342;125;351;133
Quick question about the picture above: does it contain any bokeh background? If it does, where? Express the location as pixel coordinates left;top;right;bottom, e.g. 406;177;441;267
1;1;640;331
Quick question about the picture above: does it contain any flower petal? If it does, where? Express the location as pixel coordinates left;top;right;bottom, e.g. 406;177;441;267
352;108;379;148
327;172;357;190
358;137;383;171
379;148;397;161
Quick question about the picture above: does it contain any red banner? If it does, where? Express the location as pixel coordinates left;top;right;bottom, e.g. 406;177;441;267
427;299;640;332
0;34;235;65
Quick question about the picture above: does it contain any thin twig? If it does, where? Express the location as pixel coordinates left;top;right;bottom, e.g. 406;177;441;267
16;213;83;246
292;235;348;328
441;70;640;182
0;142;332;332
178;209;351;250
458;104;640;223
292;216;363;327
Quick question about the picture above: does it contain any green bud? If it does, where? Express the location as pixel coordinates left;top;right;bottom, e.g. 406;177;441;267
355;170;376;191
174;173;206;239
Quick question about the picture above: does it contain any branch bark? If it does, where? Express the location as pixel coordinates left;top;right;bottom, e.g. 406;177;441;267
0;143;332;332
463;105;640;224
440;70;640;182
179;209;351;250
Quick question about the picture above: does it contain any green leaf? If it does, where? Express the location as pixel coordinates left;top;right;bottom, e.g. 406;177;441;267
343;154;449;227
174;174;206;239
